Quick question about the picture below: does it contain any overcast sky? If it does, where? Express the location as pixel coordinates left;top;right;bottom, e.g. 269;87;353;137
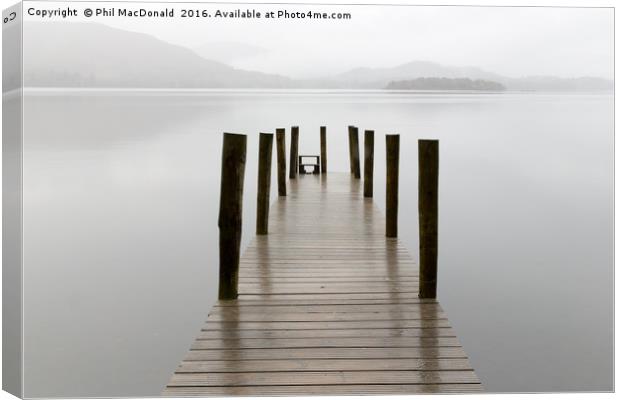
27;2;614;79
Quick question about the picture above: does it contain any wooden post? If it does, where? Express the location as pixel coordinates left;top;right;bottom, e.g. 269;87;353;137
218;133;247;300
349;126;361;179
289;126;299;179
256;133;273;235
418;140;439;299
320;126;327;173
386;134;399;238
275;128;286;196
348;126;355;174
364;130;374;197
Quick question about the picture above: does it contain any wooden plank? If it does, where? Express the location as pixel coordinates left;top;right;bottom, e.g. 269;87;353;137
197;327;456;339
202;319;452;330
184;346;468;361
168;370;480;386
239;266;416;270
240;258;414;262
207;311;445;322
239;276;419;281
238;281;419;287
190;337;461;350
216;298;437;306
242;248;411;253
163;384;484;396
210;303;440;313
236;286;421;294
164;173;480;395
237;288;421;295
238;292;425;300
237;283;419;289
240;256;413;261
176;358;471;373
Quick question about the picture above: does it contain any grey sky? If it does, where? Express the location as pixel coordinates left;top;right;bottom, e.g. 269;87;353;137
26;1;613;79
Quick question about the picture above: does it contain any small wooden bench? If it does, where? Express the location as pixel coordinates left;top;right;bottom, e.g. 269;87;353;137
298;155;320;174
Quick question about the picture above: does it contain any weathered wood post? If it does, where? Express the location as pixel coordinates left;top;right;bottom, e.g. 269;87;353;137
418;139;439;299
320;126;327;173
364;130;374;197
275;128;286;196
218;133;247;300
348;126;355;174
289;126;299;179
348;126;361;179
256;133;273;235
386;134;399;238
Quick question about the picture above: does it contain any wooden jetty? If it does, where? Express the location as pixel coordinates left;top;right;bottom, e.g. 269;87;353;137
163;131;482;396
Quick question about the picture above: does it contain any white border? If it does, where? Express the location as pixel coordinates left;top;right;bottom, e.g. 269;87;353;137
0;0;615;399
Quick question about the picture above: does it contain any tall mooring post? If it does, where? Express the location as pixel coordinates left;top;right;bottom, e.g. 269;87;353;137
348;126;354;173
289;126;299;179
348;125;361;179
418;139;439;299
275;128;286;196
256;133;273;235
320;126;327;173
386;134;399;238
218;133;247;300
364;130;374;197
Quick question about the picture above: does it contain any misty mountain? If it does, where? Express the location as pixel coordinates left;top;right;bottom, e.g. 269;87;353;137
320;60;612;91
328;61;505;88
193;42;268;65
23;22;291;88
22;23;612;92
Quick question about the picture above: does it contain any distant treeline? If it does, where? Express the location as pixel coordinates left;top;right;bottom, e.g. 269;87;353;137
385;77;506;91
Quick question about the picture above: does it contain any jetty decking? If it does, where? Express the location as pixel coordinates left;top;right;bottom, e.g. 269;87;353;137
163;173;482;396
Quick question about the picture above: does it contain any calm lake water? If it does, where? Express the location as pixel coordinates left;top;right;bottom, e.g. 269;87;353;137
22;89;613;397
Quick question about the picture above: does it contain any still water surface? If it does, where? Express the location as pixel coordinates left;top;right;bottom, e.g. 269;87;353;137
22;90;613;397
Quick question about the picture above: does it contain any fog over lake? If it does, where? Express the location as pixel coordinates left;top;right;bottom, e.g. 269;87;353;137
21;89;612;397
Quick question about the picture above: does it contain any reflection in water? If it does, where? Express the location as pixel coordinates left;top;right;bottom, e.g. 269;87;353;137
22;90;612;396
256;235;273;294
385;237;402;306
222;307;241;393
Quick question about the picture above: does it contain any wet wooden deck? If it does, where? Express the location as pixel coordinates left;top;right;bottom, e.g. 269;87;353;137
163;173;481;396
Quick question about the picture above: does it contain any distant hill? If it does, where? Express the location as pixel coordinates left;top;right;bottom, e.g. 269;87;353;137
23;22;291;88
319;60;612;92
317;61;505;89
386;77;505;91
21;24;612;92
193;41;268;65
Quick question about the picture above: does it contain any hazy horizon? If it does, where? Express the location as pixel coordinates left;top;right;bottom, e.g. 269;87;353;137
23;3;613;81
33;5;616;80
22;19;614;91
